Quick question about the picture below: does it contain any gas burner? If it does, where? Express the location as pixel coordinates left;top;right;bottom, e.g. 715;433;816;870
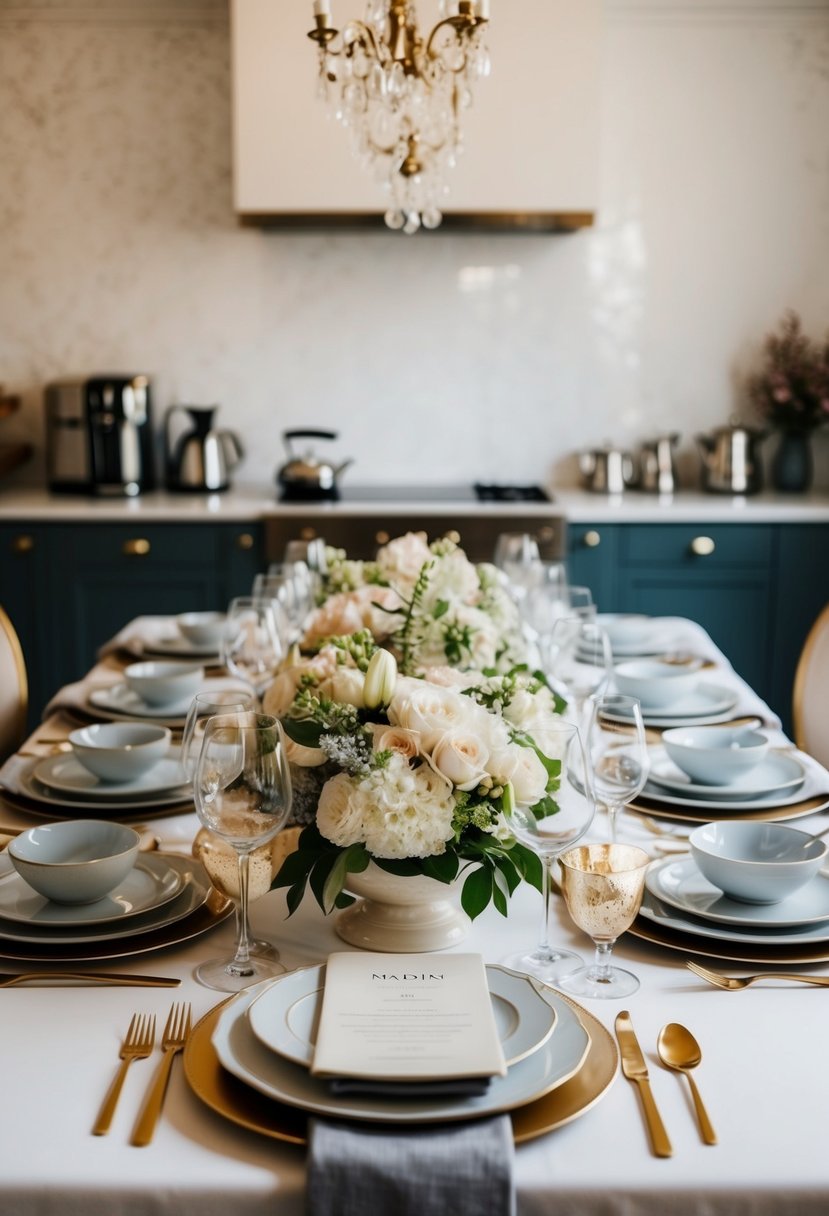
473;483;552;503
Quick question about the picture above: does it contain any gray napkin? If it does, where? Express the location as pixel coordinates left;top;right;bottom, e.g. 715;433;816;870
306;1114;516;1216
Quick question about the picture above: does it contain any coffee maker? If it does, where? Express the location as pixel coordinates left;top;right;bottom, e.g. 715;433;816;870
45;376;156;496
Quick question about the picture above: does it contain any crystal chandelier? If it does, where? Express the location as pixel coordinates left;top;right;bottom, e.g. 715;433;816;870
307;1;491;233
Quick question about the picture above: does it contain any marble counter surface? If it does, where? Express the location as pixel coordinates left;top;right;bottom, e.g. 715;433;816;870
1;483;828;524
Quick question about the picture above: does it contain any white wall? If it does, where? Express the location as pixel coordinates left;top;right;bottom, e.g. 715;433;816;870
1;0;828;491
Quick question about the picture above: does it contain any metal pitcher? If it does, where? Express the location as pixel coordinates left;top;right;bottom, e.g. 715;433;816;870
639;434;680;494
697;424;766;495
579;446;635;495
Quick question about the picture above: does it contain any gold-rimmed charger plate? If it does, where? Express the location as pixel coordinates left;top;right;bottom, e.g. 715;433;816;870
630;914;829;965
629;793;829;827
183;990;618;1146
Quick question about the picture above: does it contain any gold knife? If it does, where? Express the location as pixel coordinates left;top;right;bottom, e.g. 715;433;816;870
615;1010;673;1158
0;972;180;988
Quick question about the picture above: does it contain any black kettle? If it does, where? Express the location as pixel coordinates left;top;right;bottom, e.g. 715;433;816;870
276;429;353;500
165;406;244;493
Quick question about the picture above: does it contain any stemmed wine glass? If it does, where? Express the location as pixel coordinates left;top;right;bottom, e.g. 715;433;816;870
222;596;289;697
585;694;650;842
501;719;596;983
192;710;292;992
557;843;651;999
543;616;612;714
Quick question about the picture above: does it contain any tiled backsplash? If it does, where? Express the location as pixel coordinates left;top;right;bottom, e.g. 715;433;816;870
1;1;828;490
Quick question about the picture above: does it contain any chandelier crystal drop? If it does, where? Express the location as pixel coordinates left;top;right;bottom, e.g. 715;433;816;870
307;0;491;232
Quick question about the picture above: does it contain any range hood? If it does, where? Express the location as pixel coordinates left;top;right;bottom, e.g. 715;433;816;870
231;0;601;232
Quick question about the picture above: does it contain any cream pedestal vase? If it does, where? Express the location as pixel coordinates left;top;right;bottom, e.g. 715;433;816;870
336;862;471;953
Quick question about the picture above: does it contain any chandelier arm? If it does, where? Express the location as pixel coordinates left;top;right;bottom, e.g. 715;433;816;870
424;15;480;63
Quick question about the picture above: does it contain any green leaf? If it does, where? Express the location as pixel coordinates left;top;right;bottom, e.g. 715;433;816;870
334;891;356;909
282;718;324;748
285;880;307;918
433;599;450;619
322;850;352;914
271;847;315;890
490;850;521;895
509;842;544;893
461;865;493;920
422;852;460;884
491;869;509;917
309;853;340;913
373;857;424;877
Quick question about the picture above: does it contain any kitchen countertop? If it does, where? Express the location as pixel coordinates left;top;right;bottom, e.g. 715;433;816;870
0;484;828;523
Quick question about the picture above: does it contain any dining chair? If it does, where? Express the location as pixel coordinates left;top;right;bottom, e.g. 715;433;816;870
0;605;28;761
792;602;829;767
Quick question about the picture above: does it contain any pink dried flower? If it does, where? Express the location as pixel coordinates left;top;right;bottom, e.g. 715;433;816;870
748;311;829;432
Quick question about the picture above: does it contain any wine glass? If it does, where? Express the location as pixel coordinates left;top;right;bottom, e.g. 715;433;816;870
222;596;288;696
493;531;540;572
181;690;257;782
253;571;305;642
192;710;292;992
557;843;651;999
501;720;596;983
543;616;612;714
585;694;650;842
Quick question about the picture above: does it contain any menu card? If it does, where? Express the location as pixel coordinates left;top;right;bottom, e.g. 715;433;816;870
311;952;507;1082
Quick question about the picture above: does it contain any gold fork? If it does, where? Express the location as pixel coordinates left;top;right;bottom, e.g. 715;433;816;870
92;1013;156;1136
130;1002;192;1147
687;960;829;990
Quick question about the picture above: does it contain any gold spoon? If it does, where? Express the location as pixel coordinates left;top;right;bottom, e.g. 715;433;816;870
657;1023;718;1145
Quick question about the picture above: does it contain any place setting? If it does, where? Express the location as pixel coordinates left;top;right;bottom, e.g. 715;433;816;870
628;723;829;826
630;819;829;965
102;612;230;665
0;818;232;963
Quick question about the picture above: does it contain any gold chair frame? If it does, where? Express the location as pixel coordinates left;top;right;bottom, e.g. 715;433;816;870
0;604;28;757
792;601;829;759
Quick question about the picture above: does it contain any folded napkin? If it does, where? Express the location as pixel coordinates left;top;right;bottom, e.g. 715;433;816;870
328;1077;491;1099
97;615;189;660
306;1114;515;1216
43;669;122;720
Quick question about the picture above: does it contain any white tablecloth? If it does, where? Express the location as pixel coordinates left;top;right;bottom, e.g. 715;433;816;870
2;619;827;1215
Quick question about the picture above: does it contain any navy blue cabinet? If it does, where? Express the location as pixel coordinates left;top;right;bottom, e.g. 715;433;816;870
0;521;264;722
567;518;829;733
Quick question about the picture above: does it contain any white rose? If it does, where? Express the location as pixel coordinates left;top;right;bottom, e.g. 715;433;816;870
421;665;484;691
388;682;477;751
316;772;366;847
320;667;366;708
430;731;490;791
261;668;305;717
372;725;421;761
376;531;432;585
509;746;550;807
284;736;327;767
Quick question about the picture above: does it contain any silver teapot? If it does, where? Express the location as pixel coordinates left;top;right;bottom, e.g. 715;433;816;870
579;445;635;495
697;424;766;495
639;434;680;494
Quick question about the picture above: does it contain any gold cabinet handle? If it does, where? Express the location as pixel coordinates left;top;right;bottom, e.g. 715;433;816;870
300;527;317;541
12;534;34;554
583;530;601;548
375;530;390;546
236;532;254;551
122;538;151;557
690;536;715;557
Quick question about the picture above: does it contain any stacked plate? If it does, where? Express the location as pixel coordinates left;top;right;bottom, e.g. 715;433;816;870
4;751;193;819
85;677;251;727
0;852;232;962
600;681;740;729
630;746;829;826
182;964;620;1144
632;854;829;965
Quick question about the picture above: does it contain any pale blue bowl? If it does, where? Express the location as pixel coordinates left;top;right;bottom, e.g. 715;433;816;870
690;821;827;905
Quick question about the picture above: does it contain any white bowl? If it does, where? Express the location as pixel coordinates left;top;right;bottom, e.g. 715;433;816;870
8;820;140;905
689;821;827;905
614;659;701;709
69;722;172;783
599;614;650;649
124;661;204;707
662;725;769;785
176;611;228;649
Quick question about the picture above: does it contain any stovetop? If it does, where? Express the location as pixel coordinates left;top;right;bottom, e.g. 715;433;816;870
313;483;553;504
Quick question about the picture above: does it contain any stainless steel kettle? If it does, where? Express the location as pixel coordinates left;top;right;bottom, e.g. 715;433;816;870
639;433;680;494
165;405;244;493
696;424;766;495
579;445;635;495
277;429;353;501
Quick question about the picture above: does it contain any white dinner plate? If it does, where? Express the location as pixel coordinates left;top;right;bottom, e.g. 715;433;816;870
639;891;829;946
142;633;221;660
645;855;829;928
87;677;250;725
647;752;806;802
0;853;184;927
602;683;739;728
0;854;210;944
10;760;194;815
247;963;558;1072
33;754;189;800
213;968;590;1125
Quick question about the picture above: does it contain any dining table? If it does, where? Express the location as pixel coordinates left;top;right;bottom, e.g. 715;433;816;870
1;614;828;1216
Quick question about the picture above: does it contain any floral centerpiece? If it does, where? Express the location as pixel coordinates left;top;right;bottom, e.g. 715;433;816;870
748;310;829;433
267;631;567;923
302;531;529;676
